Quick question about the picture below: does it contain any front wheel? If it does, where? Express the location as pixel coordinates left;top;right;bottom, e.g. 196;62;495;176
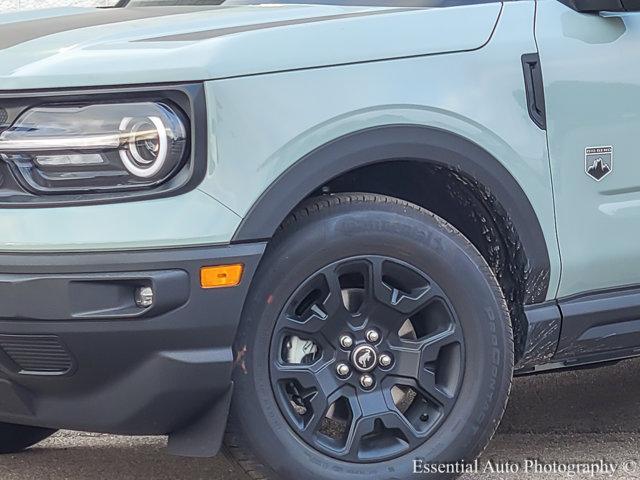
225;193;513;480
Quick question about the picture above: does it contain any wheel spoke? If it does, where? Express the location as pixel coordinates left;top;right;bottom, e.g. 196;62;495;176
378;410;425;449
389;346;421;378
343;416;371;459
272;361;341;398
279;311;328;335
342;389;423;460
369;257;440;316
277;268;349;343
421;327;463;363
271;361;340;439
322;268;348;319
355;387;392;417
343;389;389;458
358;300;406;333
389;328;461;408
418;367;455;409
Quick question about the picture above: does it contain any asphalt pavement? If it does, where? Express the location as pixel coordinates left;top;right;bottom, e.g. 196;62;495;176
3;358;640;479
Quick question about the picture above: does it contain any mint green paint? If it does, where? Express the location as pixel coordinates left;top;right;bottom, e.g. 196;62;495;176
0;4;499;91
203;1;561;300
0;189;240;252
536;0;640;297
0;2;569;301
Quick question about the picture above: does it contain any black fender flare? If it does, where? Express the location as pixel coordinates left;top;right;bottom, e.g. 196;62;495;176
232;124;551;303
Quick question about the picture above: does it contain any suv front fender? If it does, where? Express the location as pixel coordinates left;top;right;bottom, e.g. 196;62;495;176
233;124;551;305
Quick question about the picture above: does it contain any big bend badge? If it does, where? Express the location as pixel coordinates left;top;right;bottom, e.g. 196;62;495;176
585;146;613;181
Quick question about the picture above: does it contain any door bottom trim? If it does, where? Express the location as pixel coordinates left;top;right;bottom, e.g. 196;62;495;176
516;285;640;375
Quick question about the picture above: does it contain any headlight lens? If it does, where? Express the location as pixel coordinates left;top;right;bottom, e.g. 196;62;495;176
0;102;188;193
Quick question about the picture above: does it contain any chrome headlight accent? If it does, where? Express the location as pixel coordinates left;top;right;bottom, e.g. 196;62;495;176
0;102;188;194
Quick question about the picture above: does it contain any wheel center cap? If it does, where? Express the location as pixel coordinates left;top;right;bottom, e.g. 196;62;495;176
351;344;378;373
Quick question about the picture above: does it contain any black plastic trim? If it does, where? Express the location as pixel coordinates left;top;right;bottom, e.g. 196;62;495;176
0;83;207;207
0;269;190;322
0;334;75;377
233;124;551;304
0;243;265;442
515;301;561;371
513;285;640;375
558;0;639;12
555;285;640;363
167;383;234;457
521;53;547;130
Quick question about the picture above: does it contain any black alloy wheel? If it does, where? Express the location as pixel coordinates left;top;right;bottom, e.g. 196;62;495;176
270;255;465;462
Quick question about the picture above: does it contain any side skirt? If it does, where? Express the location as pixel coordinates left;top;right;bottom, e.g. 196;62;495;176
515;285;640;375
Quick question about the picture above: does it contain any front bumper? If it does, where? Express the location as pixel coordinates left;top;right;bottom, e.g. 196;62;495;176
0;243;264;440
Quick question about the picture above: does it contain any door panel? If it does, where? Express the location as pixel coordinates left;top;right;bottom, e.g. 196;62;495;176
536;0;640;297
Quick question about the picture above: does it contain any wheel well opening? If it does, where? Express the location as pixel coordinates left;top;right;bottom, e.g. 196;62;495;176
307;160;528;361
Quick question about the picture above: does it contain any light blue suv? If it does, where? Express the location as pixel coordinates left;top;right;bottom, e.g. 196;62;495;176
0;0;637;478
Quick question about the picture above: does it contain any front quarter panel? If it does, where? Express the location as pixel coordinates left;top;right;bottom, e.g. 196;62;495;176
0;189;240;251
201;1;561;301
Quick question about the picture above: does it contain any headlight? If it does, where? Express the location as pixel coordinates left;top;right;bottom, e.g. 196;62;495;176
0;102;188;194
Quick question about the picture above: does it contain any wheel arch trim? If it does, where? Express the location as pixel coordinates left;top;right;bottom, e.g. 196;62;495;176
232;124;551;304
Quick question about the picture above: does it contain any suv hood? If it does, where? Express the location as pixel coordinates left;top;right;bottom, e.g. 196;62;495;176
0;3;501;91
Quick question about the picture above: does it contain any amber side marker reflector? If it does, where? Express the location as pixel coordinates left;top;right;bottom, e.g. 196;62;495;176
200;264;243;289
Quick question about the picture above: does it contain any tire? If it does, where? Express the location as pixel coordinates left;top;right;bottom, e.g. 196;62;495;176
0;423;56;454
224;193;513;480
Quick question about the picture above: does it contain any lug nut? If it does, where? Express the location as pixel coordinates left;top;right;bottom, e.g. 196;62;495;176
336;363;350;377
365;329;380;343
360;374;375;389
339;334;354;349
379;354;393;368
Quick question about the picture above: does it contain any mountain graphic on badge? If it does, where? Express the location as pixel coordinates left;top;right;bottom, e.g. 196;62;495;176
587;158;611;181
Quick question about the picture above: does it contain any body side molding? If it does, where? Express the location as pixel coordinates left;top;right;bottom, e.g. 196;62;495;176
232;124;551;304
